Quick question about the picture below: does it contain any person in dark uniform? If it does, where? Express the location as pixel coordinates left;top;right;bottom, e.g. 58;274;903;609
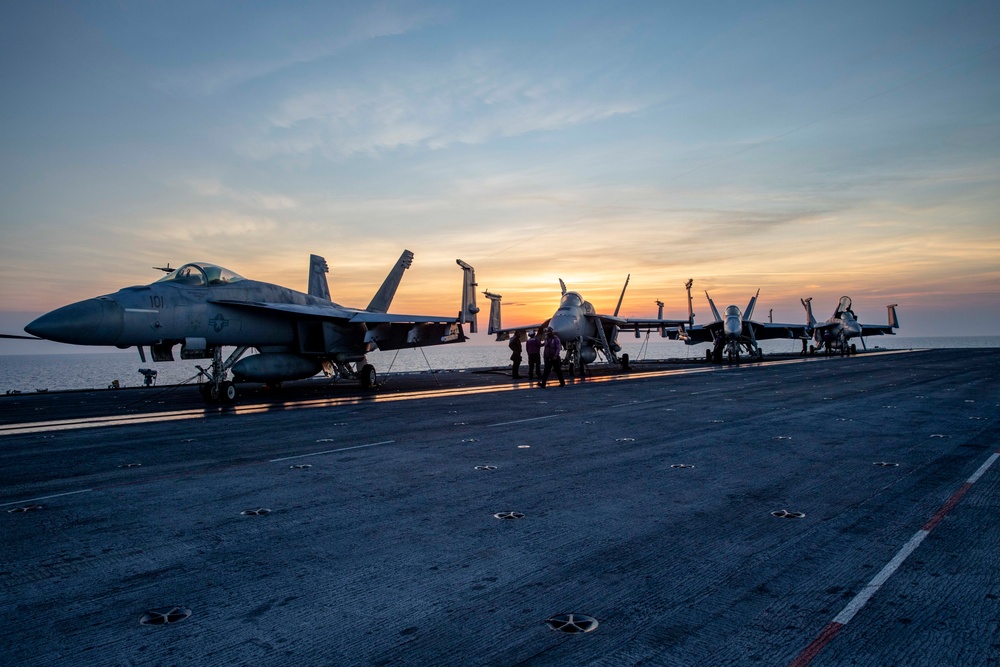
538;327;565;387
525;331;541;381
508;332;523;379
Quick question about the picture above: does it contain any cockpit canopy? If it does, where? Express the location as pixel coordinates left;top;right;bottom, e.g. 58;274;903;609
725;305;741;317
560;292;584;308
155;263;245;287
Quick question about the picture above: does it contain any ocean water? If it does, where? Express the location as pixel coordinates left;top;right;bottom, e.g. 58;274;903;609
1;336;998;394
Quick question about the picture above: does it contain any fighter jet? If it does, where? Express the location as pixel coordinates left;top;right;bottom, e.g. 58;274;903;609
484;277;693;374
676;290;807;362
24;250;480;402
801;296;899;355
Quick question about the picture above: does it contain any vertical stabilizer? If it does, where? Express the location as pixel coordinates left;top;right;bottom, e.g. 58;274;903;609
706;291;722;322
367;250;414;313
656;299;666;337
744;289;760;322
484;291;503;337
613;274;630;317
308;254;331;301
456;259;479;333
801;297;816;328
685;279;695;326
559;279;567;296
887;304;899;329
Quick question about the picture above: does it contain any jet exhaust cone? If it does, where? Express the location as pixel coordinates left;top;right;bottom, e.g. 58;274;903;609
25;299;124;345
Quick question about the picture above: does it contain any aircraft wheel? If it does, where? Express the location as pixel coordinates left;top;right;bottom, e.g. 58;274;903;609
208;383;222;402
199;383;215;402
757;349;764;360
809;344;815;355
359;364;377;389
221;381;237;403
706;350;713;363
850;343;857;355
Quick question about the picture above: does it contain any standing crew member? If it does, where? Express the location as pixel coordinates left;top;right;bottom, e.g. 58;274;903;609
508;332;523;379
538;327;565;387
525;331;541;381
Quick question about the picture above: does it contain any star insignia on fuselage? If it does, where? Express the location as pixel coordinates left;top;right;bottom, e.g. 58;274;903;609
209;314;229;333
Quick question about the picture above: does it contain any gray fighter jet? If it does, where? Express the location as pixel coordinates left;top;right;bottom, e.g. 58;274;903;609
801;296;899;355
676;290;807;362
484;277;693;374
24;251;480;401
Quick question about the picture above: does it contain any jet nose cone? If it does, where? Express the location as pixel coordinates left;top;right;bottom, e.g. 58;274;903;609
25;299;124;345
724;316;742;338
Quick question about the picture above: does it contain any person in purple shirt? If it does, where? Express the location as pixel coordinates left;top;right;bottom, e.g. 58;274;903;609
538;327;565;387
525;331;542;381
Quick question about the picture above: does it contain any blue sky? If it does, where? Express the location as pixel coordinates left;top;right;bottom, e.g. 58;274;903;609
1;1;998;350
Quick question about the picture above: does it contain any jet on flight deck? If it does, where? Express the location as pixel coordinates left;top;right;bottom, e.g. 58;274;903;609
484;277;694;374
801;296;899;355
23;251;480;402
675;290;808;362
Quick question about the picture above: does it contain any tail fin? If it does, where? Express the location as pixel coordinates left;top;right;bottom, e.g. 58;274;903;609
706;291;722;322
484;290;503;337
367;250;414;313
656;299;667;337
887;303;899;329
744;289;760;322
613;274;630;317
559;279;567;296
308;254;331;300
456;259;479;333
801;297;817;328
685;279;695;326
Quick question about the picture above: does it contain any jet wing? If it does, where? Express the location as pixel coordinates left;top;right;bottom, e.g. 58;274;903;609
592;313;629;326
859;323;895;336
490;320;550;341
211;299;356;320
746;321;809;340
623;317;691;329
672;323;718;343
212;299;459;324
349;312;460;324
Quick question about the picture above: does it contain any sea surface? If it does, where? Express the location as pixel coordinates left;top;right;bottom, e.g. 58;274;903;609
2;336;998;394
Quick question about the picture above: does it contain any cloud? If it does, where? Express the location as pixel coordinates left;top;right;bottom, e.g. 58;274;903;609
186;178;298;211
154;3;439;96
246;51;648;158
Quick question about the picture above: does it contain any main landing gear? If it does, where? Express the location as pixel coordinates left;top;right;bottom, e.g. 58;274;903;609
196;346;247;404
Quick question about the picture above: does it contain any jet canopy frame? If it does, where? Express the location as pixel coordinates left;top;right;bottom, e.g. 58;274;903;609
155;263;246;287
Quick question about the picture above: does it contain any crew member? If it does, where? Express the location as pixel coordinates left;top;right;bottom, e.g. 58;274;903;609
525;331;541;380
538;327;565;387
508;332;523;379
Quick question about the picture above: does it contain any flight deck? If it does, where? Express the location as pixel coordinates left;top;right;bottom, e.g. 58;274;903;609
1;349;998;666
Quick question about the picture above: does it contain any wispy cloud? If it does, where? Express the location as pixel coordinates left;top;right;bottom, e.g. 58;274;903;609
154;3;439;96
245;51;648;158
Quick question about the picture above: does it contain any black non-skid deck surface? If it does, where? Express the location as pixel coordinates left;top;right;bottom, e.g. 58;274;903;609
1;349;998;666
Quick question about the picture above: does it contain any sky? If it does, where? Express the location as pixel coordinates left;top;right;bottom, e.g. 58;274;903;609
1;0;999;353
